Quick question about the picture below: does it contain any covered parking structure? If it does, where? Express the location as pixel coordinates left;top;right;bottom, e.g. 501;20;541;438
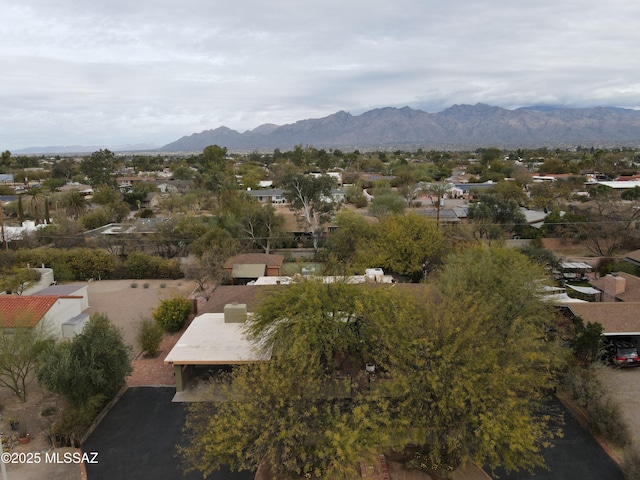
164;303;270;401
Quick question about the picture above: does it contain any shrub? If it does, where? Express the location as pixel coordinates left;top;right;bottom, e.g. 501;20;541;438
137;319;163;357
143;283;150;289
131;282;138;288
153;297;192;332
41;406;57;417
622;445;640;480
123;252;183;279
561;365;631;447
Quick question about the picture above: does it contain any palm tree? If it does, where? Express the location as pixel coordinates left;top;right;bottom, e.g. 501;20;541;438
61;191;87;219
23;188;44;224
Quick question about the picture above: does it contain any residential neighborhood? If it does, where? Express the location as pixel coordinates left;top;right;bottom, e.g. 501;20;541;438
1;145;640;479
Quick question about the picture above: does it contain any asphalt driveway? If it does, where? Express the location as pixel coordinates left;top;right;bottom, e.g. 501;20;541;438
488;397;624;480
82;387;254;480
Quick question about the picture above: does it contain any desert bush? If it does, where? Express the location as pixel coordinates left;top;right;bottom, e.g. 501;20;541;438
153;297;192;332
622;445;640;480
561;365;631;447
137;319;163;357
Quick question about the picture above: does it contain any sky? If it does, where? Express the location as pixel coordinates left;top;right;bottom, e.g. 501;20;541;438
2;0;640;151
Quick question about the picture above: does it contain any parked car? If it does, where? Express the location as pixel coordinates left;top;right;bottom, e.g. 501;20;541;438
604;339;640;367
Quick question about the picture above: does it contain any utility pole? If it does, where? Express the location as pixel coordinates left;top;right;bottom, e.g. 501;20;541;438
0;200;7;250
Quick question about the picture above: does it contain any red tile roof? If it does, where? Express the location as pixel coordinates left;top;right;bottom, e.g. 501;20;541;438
0;296;58;327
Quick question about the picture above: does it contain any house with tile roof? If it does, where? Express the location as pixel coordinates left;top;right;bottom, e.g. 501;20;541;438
0;293;88;338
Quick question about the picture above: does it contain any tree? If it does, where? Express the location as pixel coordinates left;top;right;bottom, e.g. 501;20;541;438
0;322;54;402
358;213;446;281
80;149;117;187
281;172;337;250
566;198;640;256
0;266;41;295
380;246;565;472
368;189;406;217
37;313;132;407
240;202;285;254
149;216;208;259
61;190;87;219
181;256;564;477
467;193;526;240
23;187;45;224
181;279;392;479
323;210;375;266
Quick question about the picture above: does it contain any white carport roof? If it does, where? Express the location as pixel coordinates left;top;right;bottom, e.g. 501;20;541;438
164;313;270;365
567;285;601;295
561;262;593;270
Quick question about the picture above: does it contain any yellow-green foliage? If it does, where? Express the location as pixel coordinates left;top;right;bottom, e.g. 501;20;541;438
153;297;192;332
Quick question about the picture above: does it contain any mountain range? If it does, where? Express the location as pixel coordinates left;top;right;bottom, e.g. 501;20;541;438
14;104;640;154
160;104;640;152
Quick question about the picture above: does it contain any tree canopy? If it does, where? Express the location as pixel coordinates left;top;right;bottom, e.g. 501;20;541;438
37;313;132;407
181;247;566;477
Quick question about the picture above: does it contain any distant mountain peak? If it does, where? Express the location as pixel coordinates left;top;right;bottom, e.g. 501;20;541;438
158;104;640;152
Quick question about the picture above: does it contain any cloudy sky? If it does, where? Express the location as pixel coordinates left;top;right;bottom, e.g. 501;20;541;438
2;0;640;150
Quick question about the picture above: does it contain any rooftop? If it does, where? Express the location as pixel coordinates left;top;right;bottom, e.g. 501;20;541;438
563;302;640;335
0;296;58;327
164;313;269;365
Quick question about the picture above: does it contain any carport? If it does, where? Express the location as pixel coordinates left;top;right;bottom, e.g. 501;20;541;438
164;304;270;401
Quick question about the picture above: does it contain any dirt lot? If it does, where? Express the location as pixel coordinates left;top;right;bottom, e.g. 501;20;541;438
85;278;198;352
595;363;640;449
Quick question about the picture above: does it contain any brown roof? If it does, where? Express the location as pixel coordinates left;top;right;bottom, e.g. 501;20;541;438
625;249;640;264
591;272;640;302
199;285;279;314
0;296;58;327
199;282;429;315
224;254;284;269
565;302;640;334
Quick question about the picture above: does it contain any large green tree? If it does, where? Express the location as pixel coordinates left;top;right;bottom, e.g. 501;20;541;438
80;149;117;187
358;213;446;281
37;313;132;407
182;256;565;476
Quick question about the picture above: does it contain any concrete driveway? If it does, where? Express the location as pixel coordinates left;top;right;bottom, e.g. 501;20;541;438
487;397;623;480
82;387;253;480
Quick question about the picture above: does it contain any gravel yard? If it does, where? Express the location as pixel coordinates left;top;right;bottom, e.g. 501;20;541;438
84;279;198;352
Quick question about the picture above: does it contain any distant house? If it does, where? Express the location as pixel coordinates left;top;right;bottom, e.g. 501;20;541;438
59;183;93;196
140;192;161;210
116;176;157;192
223;253;285;284
247;188;286;204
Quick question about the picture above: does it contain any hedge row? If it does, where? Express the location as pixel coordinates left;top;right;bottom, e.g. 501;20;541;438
10;248;183;282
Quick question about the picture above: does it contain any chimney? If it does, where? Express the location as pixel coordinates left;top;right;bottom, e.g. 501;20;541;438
224;303;247;323
603;274;626;300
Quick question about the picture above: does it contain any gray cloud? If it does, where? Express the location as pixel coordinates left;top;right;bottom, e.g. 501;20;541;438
2;0;640;150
